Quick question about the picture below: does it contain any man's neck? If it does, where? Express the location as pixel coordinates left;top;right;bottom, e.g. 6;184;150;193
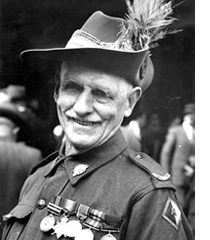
64;141;84;156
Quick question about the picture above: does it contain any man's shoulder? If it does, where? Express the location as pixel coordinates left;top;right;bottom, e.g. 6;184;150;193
128;152;170;178
126;150;175;191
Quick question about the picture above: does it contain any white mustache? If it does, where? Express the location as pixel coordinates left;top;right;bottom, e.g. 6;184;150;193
65;110;101;123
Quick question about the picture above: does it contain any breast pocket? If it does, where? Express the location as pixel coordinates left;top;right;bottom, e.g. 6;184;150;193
2;204;33;240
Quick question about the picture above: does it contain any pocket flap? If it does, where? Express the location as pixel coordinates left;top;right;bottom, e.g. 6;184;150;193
3;204;33;221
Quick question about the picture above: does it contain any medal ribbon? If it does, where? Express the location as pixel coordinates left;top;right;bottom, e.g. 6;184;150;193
47;196;78;216
47;196;122;231
47;203;63;216
78;205;105;229
85;207;105;228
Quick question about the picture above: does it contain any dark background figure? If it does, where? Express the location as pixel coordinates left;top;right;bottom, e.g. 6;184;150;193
0;101;43;235
0;85;58;157
141;112;166;163
160;103;195;209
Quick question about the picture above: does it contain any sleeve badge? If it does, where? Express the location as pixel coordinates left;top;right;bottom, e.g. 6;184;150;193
162;197;182;230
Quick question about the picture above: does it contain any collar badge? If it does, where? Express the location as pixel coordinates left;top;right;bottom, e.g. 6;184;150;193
73;164;89;177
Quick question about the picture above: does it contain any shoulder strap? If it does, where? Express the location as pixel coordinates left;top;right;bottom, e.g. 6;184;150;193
129;152;176;190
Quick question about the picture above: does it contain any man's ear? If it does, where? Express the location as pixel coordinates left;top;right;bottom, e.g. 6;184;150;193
124;87;142;117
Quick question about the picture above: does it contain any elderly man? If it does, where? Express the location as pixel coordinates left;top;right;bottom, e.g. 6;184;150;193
2;2;193;240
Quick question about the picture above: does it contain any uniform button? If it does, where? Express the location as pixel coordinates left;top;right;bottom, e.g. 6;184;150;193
37;199;46;210
136;154;142;159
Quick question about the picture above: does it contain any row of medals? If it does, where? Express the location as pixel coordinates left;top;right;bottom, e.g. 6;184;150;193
40;213;117;240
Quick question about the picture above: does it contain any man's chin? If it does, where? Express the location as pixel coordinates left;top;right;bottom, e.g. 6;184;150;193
68;137;96;151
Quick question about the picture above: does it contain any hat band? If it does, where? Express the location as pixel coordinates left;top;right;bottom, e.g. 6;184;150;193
65;30;108;49
65;29;142;52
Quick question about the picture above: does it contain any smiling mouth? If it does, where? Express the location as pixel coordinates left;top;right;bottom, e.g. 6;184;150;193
70;117;96;126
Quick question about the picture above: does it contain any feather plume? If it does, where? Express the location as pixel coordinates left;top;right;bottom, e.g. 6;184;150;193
115;0;180;51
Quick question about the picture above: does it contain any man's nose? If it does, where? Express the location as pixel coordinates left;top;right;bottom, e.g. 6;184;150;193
73;90;93;115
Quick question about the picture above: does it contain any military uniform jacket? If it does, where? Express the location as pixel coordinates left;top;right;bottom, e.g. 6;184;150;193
2;130;193;240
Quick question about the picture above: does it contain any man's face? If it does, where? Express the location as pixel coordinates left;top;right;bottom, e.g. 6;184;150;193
0;117;18;142
55;63;137;151
185;113;195;127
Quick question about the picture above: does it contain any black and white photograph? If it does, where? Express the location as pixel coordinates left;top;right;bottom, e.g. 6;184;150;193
0;0;195;239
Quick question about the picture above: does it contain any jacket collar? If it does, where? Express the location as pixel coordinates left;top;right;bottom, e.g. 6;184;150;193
45;130;128;185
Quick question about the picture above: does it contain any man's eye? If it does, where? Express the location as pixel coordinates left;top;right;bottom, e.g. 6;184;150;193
61;81;82;94
92;89;111;103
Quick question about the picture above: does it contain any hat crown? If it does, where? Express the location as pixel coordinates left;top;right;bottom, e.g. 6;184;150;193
82;11;123;43
66;11;148;53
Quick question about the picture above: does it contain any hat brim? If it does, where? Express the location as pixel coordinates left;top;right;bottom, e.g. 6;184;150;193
0;104;27;128
0;103;34;144
21;47;154;92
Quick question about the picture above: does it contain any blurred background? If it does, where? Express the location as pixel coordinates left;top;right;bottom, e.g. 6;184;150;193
0;0;194;140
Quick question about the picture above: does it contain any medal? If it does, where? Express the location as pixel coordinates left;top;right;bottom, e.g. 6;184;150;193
75;228;94;240
63;220;82;237
40;214;56;232
73;164;89;177
52;216;69;238
100;233;117;240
